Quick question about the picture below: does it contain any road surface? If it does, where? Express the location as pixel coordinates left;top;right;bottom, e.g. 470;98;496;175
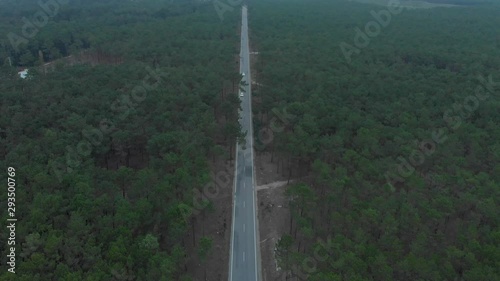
228;5;260;281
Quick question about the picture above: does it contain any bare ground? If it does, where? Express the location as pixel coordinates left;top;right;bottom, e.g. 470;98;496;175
255;151;292;281
186;157;234;281
249;34;292;280
185;50;245;281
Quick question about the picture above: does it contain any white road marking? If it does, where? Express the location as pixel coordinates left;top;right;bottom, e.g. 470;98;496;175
243;224;246;232
243;251;246;262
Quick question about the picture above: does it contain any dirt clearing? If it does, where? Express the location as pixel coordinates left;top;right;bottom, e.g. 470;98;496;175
255;151;291;281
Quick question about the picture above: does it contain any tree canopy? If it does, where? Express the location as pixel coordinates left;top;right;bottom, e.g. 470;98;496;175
250;0;500;280
0;0;241;280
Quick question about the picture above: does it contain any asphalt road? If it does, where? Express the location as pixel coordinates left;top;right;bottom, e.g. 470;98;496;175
228;5;260;281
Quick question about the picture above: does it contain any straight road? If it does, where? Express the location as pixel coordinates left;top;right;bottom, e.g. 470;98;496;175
228;5;260;281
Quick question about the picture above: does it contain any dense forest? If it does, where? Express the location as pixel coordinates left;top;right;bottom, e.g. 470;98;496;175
249;0;500;280
2;0;500;280
0;0;242;280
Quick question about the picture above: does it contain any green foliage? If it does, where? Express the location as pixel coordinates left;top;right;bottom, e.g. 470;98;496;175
198;236;213;262
0;0;240;280
251;0;500;280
